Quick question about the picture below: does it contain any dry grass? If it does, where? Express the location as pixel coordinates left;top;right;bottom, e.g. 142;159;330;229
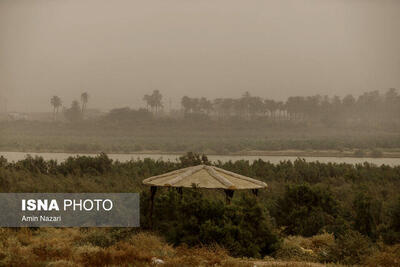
0;228;395;267
364;244;400;267
0;228;237;267
274;232;335;263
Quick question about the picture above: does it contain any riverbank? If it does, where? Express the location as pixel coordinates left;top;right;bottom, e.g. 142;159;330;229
2;150;400;166
2;148;400;158
2;120;400;156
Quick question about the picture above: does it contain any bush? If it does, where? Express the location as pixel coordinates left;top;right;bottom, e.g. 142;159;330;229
148;189;280;258
274;236;318;262
57;153;113;176
353;192;381;240
274;184;339;236
382;197;400;244
365;244;400;267
325;230;374;265
179;152;210;167
78;230;115;248
14;155;49;174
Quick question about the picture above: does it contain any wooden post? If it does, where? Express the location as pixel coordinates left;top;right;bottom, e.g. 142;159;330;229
176;187;183;199
224;189;234;204
252;189;259;196
149;186;157;229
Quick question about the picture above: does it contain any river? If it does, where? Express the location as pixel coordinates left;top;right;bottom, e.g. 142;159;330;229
1;151;400;166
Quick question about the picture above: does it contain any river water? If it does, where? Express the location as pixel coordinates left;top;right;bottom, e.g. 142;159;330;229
1;151;400;166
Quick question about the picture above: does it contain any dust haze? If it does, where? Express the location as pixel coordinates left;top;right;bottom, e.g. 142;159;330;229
1;0;399;112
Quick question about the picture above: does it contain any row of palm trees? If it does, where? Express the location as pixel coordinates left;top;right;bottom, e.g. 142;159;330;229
141;88;399;124
179;89;400;123
50;92;89;120
52;88;399;125
181;92;286;119
143;90;163;113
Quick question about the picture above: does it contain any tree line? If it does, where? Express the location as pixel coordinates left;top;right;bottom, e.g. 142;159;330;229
131;88;400;129
179;88;400;127
50;88;400;129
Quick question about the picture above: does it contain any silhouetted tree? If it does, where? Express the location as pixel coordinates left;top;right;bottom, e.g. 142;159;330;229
275;184;339;236
144;90;163;113
81;92;89;114
50;96;62;121
64;100;82;123
353;192;381;240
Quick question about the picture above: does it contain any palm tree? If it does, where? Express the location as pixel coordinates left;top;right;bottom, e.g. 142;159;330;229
81;92;89;114
152;90;163;113
50;96;62;121
143;94;152;111
144;90;163;114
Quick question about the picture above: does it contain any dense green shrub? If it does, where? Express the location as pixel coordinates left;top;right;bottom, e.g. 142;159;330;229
145;189;280;258
0;156;7;168
381;197;400;244
274;184;339;236
13;155;49;174
353;192;382;240
57;153;113;176
325;230;374;265
179;152;210;167
390;197;400;234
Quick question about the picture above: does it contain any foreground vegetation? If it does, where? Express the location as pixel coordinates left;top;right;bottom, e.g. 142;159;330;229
2;228;398;267
0;153;400;266
0;228;361;267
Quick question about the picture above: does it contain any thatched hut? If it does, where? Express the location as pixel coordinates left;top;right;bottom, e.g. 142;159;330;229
143;164;267;227
143;164;266;190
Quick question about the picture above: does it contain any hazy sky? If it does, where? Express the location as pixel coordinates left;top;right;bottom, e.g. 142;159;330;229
1;0;399;112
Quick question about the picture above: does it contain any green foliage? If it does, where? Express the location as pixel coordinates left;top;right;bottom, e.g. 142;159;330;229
13;155;51;174
179;152;210;167
274;184;339;236
0;156;6;168
353;192;381;240
381;197;400;244
7;153;113;176
57;153;113;176
147;189;280;258
324;230;374;265
390;197;400;233
1;152;400;260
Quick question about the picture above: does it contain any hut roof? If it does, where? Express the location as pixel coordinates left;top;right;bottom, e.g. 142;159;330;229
142;165;267;190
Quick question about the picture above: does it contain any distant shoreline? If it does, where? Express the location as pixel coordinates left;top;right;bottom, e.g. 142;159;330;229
1;149;400;159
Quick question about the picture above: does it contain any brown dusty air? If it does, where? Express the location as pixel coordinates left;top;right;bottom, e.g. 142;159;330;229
142;165;267;190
